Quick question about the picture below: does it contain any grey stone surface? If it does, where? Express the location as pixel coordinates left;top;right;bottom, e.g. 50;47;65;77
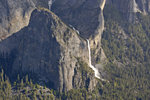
0;8;96;91
0;0;35;40
0;0;108;91
52;0;107;66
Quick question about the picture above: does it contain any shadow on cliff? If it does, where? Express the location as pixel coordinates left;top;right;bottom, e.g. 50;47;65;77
0;9;61;89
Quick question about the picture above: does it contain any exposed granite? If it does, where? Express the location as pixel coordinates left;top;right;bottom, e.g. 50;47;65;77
0;0;35;40
52;0;107;69
0;8;97;91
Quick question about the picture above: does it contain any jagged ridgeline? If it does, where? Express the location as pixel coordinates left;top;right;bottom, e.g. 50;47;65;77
1;0;150;100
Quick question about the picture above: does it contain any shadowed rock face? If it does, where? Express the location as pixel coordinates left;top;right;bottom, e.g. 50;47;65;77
1;0;149;92
0;8;97;91
52;0;105;39
52;0;107;67
0;0;109;92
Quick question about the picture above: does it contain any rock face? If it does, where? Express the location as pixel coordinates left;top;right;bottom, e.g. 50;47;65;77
0;0;108;91
0;0;35;40
1;0;149;93
106;0;150;22
52;0;105;39
0;8;98;91
52;0;107;69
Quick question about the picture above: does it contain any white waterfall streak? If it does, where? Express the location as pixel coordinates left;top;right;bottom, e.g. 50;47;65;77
100;0;106;11
48;0;52;10
48;0;55;10
87;40;101;79
87;40;106;81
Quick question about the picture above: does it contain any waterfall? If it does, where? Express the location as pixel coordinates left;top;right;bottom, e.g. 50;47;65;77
87;40;106;81
48;0;55;10
100;0;106;11
87;40;100;79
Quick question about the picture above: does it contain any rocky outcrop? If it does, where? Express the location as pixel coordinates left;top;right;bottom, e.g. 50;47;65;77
0;0;110;92
0;8;98;91
52;0;107;72
0;0;35;40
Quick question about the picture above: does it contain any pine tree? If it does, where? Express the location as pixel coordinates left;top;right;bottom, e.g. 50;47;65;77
25;75;29;85
0;68;4;83
20;79;24;89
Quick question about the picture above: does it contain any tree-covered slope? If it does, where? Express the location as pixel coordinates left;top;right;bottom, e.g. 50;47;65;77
100;4;150;100
1;0;150;100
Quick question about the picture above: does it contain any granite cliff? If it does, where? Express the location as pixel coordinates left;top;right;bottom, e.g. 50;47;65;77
0;0;108;92
0;8;98;91
1;0;150;93
0;0;35;40
0;0;150;99
52;0;107;77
